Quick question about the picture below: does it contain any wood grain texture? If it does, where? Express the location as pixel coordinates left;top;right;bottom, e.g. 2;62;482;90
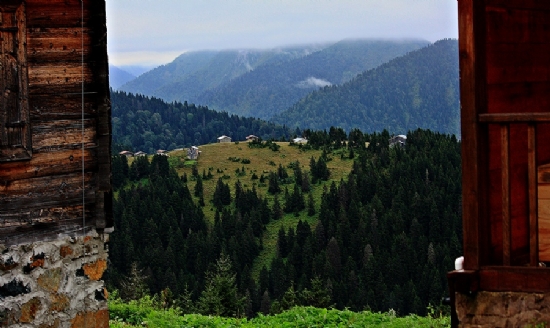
528;125;537;265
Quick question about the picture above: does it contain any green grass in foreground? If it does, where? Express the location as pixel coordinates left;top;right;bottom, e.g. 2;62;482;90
109;298;450;328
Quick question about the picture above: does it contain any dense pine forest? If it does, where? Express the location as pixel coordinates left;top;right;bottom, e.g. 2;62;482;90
111;90;293;154
107;128;461;318
272;39;460;135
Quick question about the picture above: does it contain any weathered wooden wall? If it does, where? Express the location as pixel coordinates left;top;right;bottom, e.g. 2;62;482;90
460;0;550;269
485;0;550;265
0;0;111;245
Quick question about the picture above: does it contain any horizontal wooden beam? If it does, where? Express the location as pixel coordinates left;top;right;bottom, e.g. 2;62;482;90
479;113;550;122
479;266;550;292
450;266;550;294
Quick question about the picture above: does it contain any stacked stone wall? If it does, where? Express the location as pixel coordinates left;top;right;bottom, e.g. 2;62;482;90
0;232;109;327
456;291;550;327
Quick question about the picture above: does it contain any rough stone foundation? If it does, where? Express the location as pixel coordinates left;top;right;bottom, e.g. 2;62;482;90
456;291;550;327
0;231;109;327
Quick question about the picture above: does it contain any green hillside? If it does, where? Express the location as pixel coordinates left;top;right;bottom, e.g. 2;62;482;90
108;128;461;319
272;39;460;135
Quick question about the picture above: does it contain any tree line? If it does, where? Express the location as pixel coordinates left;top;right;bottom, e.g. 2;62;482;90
111;90;294;154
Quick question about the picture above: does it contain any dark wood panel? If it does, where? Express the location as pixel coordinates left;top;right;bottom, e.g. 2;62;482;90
487;82;550;113
26;0;92;29
485;0;550;11
28;82;99;96
479;266;550;292
486;6;550;44
486;43;550;68
29;94;98;120
487;65;550;85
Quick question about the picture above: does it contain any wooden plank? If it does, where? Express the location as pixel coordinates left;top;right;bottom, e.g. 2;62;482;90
487;66;550;85
540;163;550;261
485;0;550;11
0;216;96;247
486;6;550;44
28;82;97;96
538;184;550;199
29;94;98;120
0;188;95;212
501;124;511;266
480;266;550;292
479;113;550;123
27;27;92;63
528;124;537;266
32;119;96;148
0;148;97;181
0;171;93;194
538;164;550;183
459;0;489;270
487;44;550;68
487;82;550;114
26;2;92;29
28;64;94;86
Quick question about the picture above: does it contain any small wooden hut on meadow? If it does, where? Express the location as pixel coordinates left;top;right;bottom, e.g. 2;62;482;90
448;0;550;326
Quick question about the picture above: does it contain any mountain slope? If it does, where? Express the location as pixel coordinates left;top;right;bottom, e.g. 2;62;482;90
109;65;136;89
272;39;460;135
119;46;325;103
196;39;429;119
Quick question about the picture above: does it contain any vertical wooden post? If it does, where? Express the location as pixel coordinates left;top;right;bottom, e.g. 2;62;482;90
501;124;511;266
459;0;489;270
528;124;538;266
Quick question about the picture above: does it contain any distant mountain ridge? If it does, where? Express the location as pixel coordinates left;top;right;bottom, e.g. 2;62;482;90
197;39;430;119
272;39;460;135
119;39;429;119
109;65;136;89
119;45;327;104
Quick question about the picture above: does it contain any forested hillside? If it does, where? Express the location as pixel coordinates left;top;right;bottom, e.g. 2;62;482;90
118;40;428;120
107;128;461;318
197;39;429;119
272;39;460;135
119;45;326;103
111;90;293;153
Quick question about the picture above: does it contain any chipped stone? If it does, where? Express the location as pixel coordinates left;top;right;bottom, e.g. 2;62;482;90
60;246;73;258
49;293;70;312
20;297;41;323
37;267;63;293
0;256;18;271
82;259;107;281
70;309;109;328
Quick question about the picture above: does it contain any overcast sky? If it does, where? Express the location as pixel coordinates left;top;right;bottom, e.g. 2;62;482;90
106;0;458;67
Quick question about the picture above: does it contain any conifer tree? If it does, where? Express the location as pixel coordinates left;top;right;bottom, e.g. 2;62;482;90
198;254;246;318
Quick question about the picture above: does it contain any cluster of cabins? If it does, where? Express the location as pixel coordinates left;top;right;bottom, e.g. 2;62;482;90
118;149;168;157
118;135;310;161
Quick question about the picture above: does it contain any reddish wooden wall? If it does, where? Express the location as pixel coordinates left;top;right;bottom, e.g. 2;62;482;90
460;0;550;268
0;0;111;245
